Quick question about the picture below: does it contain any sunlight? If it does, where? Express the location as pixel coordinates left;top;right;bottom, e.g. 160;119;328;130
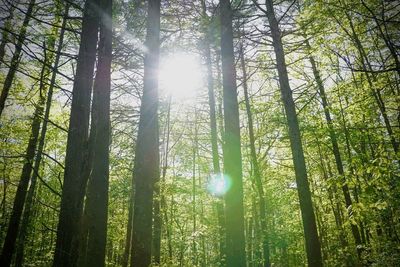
159;52;204;101
207;174;231;197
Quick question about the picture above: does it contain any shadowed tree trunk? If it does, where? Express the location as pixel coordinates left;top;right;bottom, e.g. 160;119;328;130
220;0;247;266
0;0;36;118
83;0;112;265
261;0;323;265
130;0;161;266
52;0;99;265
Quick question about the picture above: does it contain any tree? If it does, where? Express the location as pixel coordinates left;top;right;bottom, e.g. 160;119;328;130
130;0;161;266
259;0;323;265
220;0;247;266
52;0;99;265
82;0;112;265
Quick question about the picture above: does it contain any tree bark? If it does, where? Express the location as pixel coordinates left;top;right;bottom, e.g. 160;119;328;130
263;0;323;265
220;0;247;266
130;0;161;266
53;0;99;265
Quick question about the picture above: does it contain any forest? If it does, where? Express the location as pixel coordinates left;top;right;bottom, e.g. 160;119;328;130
0;0;399;266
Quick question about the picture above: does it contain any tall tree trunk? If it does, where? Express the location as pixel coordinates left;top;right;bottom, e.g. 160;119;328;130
263;0;323;265
83;0;112;265
305;39;363;259
239;42;271;267
14;4;69;266
52;0;99;265
130;0;160;266
220;0;247;266
0;0;35;117
0;42;49;266
200;1;227;263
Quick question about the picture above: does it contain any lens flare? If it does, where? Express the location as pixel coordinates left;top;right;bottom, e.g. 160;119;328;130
207;174;231;197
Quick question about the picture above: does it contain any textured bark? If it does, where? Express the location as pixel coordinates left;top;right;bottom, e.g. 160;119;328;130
263;0;323;265
239;42;271;267
52;0;99;265
0;0;35;118
0;45;48;266
220;0;247;266
130;0;160;266
14;5;69;266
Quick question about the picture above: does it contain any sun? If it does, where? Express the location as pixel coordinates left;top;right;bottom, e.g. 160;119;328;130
159;52;204;101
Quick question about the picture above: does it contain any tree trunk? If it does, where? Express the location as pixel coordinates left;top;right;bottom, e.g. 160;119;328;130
130;0;161;266
305;39;363;259
239;42;271;267
83;0;112;265
220;0;247;266
0;43;48;266
122;185;134;267
200;2;227;263
263;0;323;265
52;0;99;265
153;96;171;264
14;4;69;266
0;0;36;117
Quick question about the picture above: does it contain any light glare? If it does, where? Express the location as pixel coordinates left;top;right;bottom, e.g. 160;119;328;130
159;52;203;101
207;174;231;197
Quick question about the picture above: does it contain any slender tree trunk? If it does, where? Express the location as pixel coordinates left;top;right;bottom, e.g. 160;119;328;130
200;1;226;263
220;0;247;266
0;44;48;266
0;0;35;117
305;40;363;259
14;4;69;266
122;185;134;267
263;0;323;265
192;108;198;266
130;0;160;265
239;42;271;267
83;0;112;265
153;96;171;264
53;0;99;265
